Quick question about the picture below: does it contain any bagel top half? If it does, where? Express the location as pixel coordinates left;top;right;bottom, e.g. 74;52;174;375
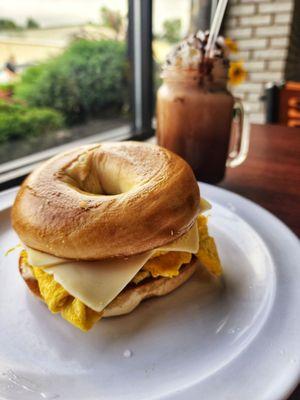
12;142;200;260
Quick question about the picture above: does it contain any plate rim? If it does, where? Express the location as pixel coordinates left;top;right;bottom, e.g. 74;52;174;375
185;182;300;400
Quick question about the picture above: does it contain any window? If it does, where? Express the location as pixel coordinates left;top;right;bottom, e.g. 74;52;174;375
0;0;134;186
0;0;215;188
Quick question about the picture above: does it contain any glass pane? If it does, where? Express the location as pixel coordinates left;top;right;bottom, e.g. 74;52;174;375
0;0;130;164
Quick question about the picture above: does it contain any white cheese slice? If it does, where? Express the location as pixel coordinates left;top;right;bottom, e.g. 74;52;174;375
26;221;199;267
159;222;199;254
44;251;153;312
25;220;199;312
200;198;212;213
26;247;67;267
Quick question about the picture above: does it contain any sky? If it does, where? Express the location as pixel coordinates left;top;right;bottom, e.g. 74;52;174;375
0;0;190;34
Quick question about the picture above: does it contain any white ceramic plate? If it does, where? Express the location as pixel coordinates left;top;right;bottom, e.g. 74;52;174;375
0;183;299;400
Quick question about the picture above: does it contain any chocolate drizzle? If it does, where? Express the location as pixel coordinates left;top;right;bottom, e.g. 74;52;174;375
198;58;213;85
165;30;226;68
163;30;229;88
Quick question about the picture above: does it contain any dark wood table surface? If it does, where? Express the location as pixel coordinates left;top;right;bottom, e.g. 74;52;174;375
220;123;300;400
220;123;300;237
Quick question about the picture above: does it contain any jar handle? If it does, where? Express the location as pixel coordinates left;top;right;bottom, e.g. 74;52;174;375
226;98;250;168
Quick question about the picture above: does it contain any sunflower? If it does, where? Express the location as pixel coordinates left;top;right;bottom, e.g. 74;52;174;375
229;61;247;86
225;37;238;53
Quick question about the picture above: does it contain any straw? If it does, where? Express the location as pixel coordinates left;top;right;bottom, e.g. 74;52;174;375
205;0;229;58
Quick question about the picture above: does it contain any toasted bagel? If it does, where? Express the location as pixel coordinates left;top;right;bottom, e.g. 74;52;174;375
12;142;200;260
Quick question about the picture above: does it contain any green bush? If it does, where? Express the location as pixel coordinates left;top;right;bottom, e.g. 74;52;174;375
0;101;64;143
14;39;128;124
0;100;24;113
0;82;15;93
162;19;181;43
26;18;40;29
0;18;19;30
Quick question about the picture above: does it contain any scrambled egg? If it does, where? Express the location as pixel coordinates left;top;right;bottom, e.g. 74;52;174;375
32;265;102;332
196;215;222;276
131;269;151;284
143;252;192;278
28;215;221;331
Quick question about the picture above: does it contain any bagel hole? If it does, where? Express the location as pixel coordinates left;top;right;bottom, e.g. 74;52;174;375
62;151;140;196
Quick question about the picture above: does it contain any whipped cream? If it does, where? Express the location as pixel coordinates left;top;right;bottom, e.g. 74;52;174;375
164;30;228;69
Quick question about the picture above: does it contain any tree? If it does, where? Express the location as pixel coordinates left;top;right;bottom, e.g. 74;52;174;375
100;6;123;40
26;18;40;29
0;19;19;30
162;19;182;43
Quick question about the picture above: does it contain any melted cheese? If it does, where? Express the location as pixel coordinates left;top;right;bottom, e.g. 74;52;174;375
25;222;199;313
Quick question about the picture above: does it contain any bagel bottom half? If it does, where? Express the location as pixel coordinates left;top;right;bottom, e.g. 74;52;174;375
19;254;198;320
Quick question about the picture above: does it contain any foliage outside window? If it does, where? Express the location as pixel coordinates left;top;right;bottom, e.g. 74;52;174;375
14;40;128;125
0;3;129;164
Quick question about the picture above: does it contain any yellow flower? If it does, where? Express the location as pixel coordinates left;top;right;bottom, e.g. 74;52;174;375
225;37;238;53
229;61;247;86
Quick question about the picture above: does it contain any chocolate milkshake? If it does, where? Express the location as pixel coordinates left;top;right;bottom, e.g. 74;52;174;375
156;32;242;183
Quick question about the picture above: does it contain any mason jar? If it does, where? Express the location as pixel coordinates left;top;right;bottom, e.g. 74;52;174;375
156;59;248;183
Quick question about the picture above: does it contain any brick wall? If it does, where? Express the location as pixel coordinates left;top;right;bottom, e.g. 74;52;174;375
224;0;295;123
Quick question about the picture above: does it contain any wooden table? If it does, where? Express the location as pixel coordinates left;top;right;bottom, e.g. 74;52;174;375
220;123;300;237
220;123;300;399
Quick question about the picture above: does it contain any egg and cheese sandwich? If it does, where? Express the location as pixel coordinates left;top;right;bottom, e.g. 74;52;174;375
12;142;222;332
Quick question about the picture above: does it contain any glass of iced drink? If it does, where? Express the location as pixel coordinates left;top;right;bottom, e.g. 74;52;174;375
156;31;249;183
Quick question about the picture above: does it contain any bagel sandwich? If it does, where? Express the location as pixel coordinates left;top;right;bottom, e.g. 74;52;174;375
12;142;222;332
